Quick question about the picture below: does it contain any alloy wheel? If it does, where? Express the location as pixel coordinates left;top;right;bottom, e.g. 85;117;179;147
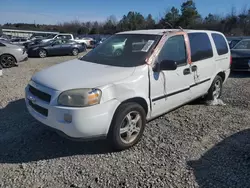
0;55;16;68
39;50;47;58
213;79;222;99
119;111;142;144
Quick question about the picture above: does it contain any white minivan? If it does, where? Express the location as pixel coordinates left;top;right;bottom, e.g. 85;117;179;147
25;29;231;150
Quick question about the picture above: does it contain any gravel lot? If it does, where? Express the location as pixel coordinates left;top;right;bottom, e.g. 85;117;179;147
0;53;250;188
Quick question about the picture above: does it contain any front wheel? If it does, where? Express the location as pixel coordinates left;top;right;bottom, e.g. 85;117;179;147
38;49;47;58
108;102;146;151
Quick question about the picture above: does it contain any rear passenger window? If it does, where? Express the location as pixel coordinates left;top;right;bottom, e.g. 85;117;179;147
212;33;229;55
188;33;213;62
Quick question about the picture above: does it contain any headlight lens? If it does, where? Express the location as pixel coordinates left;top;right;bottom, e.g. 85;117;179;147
58;88;102;107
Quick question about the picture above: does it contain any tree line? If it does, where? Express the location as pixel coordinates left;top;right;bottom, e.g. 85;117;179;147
2;0;250;36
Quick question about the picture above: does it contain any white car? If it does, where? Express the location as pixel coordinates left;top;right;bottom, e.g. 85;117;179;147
25;29;231;150
42;33;74;43
74;37;95;48
11;38;30;45
0;40;28;68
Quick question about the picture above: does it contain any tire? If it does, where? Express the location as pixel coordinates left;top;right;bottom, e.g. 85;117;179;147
38;49;47;58
114;49;122;56
72;48;79;56
0;54;17;68
108;102;146;151
205;75;223;101
82;43;87;51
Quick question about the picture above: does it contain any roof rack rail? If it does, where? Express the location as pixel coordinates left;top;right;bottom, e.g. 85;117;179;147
165;22;173;29
178;26;184;31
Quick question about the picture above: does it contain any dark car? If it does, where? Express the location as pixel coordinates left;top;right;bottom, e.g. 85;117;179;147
27;39;86;58
23;38;43;49
230;39;250;72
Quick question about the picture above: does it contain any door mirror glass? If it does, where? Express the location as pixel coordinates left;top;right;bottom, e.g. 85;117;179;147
153;60;177;72
160;60;177;70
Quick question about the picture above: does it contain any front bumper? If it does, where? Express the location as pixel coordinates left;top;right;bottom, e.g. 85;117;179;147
25;83;120;139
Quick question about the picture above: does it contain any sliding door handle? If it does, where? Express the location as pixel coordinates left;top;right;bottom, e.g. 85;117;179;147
191;65;197;72
183;68;191;75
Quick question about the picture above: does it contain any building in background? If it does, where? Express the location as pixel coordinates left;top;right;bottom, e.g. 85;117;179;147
2;28;59;39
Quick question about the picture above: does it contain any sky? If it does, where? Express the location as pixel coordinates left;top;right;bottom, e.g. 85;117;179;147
0;0;249;25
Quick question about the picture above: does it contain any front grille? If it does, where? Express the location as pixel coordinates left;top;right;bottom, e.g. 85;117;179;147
29;100;48;117
29;85;51;103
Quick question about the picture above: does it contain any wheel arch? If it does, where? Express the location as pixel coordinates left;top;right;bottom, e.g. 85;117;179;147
113;97;149;119
38;48;48;55
217;71;226;82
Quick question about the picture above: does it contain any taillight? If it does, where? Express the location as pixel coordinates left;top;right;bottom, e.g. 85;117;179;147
230;56;232;66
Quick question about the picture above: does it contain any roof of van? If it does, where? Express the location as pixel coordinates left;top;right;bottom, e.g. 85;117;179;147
117;29;223;35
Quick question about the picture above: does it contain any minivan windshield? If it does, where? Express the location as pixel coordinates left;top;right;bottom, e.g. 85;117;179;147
80;34;161;67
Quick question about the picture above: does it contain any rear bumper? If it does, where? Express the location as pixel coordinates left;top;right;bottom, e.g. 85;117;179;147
16;52;28;63
20;56;28;62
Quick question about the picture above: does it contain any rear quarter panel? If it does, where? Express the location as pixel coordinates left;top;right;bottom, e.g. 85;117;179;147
209;31;231;82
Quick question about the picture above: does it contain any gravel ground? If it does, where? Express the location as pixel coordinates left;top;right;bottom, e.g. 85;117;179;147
0;54;250;188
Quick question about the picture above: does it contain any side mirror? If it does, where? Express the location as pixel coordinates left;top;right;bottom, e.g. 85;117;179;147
153;60;177;72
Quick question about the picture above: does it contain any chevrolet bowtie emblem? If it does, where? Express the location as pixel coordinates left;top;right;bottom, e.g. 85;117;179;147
28;95;36;103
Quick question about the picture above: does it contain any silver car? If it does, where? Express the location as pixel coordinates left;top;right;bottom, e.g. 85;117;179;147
0;40;28;68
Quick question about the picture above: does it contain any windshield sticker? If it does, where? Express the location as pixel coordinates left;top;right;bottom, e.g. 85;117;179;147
141;40;154;52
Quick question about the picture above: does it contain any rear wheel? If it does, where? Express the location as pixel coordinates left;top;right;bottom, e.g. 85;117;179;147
108;102;146;151
205;75;223;101
72;48;79;56
38;49;47;58
0;54;16;68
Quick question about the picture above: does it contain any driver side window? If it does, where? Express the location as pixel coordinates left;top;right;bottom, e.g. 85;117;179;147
158;35;187;66
53;40;62;45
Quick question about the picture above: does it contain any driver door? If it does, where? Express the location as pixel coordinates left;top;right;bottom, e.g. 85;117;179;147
48;40;63;55
150;33;195;118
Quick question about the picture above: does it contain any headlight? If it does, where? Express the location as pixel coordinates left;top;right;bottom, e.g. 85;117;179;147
17;48;23;51
58;88;102;107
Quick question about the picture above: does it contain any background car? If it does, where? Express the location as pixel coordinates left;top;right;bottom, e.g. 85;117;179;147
231;39;250;72
27;39;86;58
11;38;30;45
0;39;28;68
94;37;107;48
23;38;43;50
41;33;74;43
74;37;95;48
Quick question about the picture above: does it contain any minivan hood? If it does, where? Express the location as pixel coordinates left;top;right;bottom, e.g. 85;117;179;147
31;59;135;91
